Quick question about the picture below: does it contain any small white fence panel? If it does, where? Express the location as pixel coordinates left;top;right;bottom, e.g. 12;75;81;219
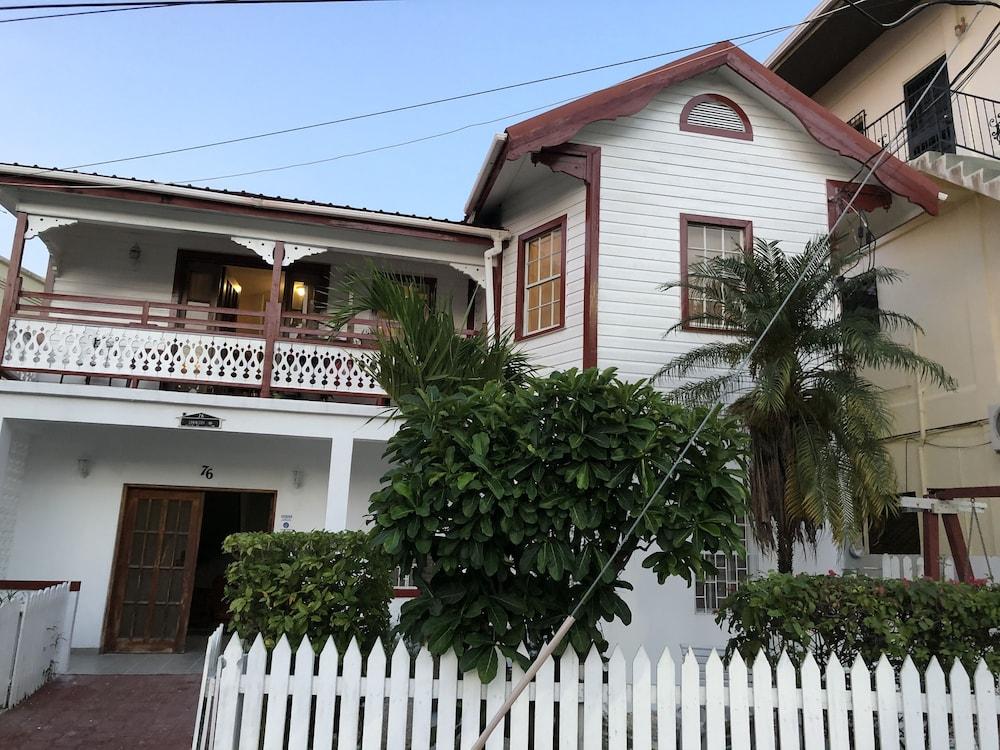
198;633;1000;750
0;582;72;708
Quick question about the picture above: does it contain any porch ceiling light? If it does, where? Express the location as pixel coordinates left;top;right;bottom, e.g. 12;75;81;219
128;243;142;265
77;458;91;478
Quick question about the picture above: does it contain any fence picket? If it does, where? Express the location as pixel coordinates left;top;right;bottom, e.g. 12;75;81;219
704;651;725;750
925;658;948;750
974;660;1000;750
899;658;926;750
752;651;776;750
583;647;603;750
557;648;579;750
874;655;900;750
607;647;627;750
7;583;70;706
192;625;224;750
949;659;974;750
826;655;849;750
509;646;530;750
631;648;652;750
801;653;824;750
287;636;315;750
459;669;481;750
775;652;799;750
680;650;699;750
656;649;676;750
485;652;506;750
409;647;433;750
192;636;1000;750
729;651;751;750
212;635;244;750
237;635;267;750
850;655;875;750
386;641;410;750
261;636;292;750
436;650;459;750
337;639;363;750
313;638;339;750
533;650;555;750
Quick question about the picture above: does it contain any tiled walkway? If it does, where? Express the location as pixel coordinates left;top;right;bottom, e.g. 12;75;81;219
0;674;201;749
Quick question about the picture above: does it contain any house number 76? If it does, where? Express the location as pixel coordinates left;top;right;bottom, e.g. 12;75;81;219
201;465;214;479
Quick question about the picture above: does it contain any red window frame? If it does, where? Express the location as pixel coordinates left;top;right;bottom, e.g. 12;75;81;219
515;215;568;341
679;213;753;334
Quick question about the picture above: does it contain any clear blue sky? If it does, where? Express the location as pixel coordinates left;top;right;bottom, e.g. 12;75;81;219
1;0;814;273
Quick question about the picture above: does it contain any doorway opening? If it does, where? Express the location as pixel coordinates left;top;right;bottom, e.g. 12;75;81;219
104;486;275;654
187;491;275;638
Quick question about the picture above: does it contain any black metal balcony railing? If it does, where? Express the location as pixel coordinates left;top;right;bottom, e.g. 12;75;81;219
864;89;1000;162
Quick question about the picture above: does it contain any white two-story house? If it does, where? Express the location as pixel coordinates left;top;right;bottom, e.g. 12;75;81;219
0;42;942;659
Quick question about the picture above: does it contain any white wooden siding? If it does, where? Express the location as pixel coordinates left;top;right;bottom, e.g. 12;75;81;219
567;70;865;384
497;173;586;372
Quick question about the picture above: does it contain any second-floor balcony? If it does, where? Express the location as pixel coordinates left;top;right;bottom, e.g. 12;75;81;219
0;175;497;403
3;291;394;400
863;89;1000;163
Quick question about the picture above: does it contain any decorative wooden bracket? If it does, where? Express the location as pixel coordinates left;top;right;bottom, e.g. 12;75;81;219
449;262;485;287
25;215;77;239
232;237;325;266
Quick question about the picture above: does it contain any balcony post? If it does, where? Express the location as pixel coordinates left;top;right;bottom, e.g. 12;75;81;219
259;241;285;398
0;212;28;366
324;436;355;531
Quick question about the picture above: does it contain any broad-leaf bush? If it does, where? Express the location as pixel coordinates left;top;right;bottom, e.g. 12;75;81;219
370;367;748;679
718;572;1000;672
223;530;393;651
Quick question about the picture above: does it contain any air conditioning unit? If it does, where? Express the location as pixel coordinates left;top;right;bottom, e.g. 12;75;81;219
989;404;1000;452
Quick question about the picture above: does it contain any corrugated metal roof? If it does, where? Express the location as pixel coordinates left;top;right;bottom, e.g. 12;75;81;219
0;162;480;228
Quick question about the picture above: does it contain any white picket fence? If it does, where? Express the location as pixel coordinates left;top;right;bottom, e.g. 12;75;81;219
194;630;1000;750
0;582;74;708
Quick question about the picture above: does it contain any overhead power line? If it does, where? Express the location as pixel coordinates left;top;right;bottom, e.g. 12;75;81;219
14;0;887;179
0;0;383;23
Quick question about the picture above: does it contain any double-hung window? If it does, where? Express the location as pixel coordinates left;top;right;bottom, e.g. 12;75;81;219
680;214;752;331
516;216;566;339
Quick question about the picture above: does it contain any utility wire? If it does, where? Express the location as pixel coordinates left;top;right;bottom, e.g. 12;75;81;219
12;0;885;178
0;0;383;23
470;5;990;749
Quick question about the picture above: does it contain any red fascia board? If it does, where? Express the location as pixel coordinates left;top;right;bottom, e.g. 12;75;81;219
500;42;939;216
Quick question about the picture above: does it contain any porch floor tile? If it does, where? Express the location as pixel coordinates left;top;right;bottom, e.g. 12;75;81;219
0;674;200;749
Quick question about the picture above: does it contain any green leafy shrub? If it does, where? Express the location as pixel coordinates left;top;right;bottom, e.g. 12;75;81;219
371;367;749;679
718;572;1000;672
223;530;393;651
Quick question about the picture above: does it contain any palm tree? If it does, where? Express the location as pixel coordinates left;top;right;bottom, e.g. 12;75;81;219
326;266;532;402
657;237;954;573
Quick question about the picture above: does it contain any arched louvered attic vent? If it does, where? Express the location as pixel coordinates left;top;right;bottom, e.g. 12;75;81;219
680;94;753;141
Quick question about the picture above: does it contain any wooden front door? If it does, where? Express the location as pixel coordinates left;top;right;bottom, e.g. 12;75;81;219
105;488;204;653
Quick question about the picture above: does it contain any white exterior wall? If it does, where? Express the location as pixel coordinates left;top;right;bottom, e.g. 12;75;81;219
497;172;586;371
4;423;335;648
565;70;861;382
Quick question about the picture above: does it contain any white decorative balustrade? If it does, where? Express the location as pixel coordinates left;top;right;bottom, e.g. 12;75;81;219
271;341;380;395
4;318;267;387
0;293;390;399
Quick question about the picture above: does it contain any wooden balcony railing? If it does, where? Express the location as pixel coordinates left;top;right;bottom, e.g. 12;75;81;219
1;291;389;399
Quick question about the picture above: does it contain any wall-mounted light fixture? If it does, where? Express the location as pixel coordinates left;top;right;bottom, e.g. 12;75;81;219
77;458;91;478
128;243;142;266
292;469;304;488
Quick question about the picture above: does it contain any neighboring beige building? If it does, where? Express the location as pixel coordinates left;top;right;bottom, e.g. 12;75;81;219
0;255;44;307
770;2;1000;570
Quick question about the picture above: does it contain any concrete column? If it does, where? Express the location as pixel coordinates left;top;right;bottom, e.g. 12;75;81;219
324;436;355;531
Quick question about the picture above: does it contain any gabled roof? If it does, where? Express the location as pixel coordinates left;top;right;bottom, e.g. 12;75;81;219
468;41;940;218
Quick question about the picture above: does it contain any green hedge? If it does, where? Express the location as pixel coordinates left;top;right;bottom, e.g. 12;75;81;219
717;573;1000;672
222;530;393;651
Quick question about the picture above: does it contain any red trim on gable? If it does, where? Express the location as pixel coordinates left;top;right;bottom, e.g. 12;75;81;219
514;215;568;342
499;42;939;216
679;93;754;141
